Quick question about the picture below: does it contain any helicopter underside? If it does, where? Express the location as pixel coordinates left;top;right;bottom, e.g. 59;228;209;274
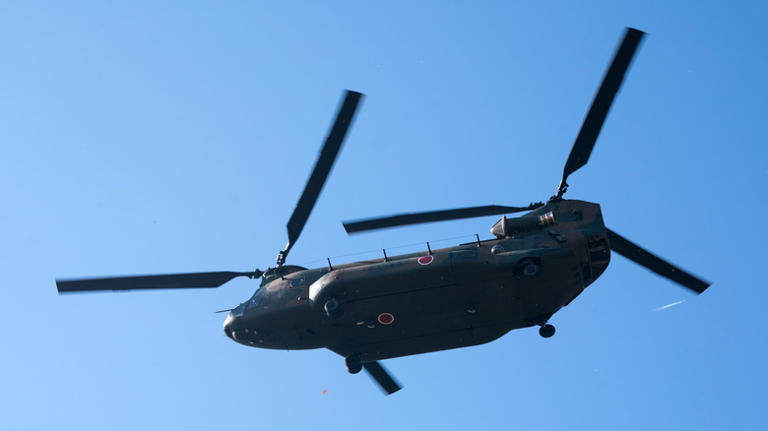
228;242;605;361
226;200;611;362
321;244;588;361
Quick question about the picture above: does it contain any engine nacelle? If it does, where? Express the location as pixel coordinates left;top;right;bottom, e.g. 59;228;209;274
491;211;556;238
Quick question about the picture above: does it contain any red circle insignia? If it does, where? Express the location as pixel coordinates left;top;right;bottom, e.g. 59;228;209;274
417;255;434;266
378;312;394;325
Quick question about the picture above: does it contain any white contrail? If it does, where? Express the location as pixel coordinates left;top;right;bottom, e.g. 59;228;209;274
653;300;686;312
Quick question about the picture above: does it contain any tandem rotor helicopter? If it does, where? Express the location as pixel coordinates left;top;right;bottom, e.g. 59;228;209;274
58;28;710;395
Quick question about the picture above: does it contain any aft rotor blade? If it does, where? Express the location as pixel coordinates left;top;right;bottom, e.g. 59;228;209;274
282;91;363;258
363;361;402;395
558;28;645;196
56;271;261;293
606;228;710;294
343;203;543;234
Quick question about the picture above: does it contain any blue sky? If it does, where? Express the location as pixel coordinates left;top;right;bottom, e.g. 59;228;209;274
1;1;766;430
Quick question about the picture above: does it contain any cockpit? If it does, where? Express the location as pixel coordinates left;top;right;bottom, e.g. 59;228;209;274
229;265;308;318
231;287;265;317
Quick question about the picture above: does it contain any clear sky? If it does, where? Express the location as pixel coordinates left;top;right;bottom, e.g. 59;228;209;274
1;1;766;430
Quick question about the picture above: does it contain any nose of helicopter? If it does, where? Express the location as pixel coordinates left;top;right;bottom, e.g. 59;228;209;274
223;310;255;343
223;312;235;339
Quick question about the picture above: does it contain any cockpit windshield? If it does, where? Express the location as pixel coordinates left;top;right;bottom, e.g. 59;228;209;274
247;287;264;309
232;287;264;317
232;302;246;317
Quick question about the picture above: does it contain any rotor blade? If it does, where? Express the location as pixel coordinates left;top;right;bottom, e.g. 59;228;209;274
559;28;645;194
283;90;363;258
606;228;710;294
56;271;260;293
343;203;543;234
363;361;402;395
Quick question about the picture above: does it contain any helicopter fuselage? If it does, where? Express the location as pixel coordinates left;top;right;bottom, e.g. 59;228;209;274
223;199;610;361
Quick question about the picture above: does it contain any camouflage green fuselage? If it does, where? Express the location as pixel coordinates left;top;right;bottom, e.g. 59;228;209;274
223;199;610;361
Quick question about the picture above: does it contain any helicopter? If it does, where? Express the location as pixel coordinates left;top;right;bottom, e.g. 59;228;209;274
57;27;710;395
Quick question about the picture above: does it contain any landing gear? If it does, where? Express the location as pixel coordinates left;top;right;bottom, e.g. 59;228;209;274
538;324;555;338
345;355;362;374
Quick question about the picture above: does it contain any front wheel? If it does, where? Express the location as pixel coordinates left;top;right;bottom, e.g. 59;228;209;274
345;355;362;374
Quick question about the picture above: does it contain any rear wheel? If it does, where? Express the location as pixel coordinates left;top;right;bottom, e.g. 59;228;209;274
539;324;555;338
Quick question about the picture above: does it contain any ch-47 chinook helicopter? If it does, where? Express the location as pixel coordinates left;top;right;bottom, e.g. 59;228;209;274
58;27;710;395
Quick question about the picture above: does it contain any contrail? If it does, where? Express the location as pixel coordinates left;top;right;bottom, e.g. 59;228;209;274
653;300;686;312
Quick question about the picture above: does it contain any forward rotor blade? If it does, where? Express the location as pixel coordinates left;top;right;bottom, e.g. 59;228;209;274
56;271;261;293
558;28;645;195
283;90;363;259
363;361;402;395
343;203;543;234
606;228;710;294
